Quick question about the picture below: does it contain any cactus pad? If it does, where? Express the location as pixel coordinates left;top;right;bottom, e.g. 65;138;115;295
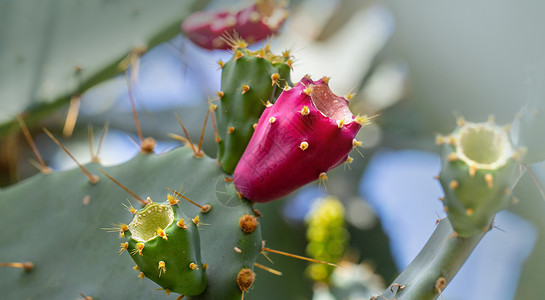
216;44;291;174
0;147;261;299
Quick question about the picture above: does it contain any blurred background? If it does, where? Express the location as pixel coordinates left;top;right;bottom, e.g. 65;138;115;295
1;0;544;299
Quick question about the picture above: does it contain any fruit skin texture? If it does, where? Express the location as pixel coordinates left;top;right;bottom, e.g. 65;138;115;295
181;3;287;50
233;76;361;203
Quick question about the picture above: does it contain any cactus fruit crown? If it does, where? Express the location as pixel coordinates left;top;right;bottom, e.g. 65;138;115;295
453;121;513;169
128;202;174;242
231;39;290;64
309;80;354;123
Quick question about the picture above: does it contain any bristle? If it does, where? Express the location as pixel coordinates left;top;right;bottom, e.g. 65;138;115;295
62;96;80;137
99;170;146;205
175;113;199;156
43;129;99;184
262;247;338;267
16;116;51;174
254;262;282;276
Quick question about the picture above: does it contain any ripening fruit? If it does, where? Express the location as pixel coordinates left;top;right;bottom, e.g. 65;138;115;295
234;76;364;202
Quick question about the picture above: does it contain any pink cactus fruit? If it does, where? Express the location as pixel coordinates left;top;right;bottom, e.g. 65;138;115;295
181;0;288;50
233;75;366;203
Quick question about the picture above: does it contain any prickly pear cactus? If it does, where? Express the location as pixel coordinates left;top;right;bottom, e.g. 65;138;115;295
0;147;262;299
216;43;292;174
234;75;365;202
376;117;533;300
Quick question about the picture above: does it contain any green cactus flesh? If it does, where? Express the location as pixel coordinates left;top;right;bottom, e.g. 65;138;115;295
437;120;521;237
216;46;292;174
124;202;207;295
0;146;261;299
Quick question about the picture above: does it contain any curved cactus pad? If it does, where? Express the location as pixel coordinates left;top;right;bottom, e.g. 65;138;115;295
0;147;261;299
234;76;363;202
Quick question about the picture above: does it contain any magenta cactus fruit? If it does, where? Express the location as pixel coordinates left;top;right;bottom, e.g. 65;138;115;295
181;1;288;50
233;75;365;203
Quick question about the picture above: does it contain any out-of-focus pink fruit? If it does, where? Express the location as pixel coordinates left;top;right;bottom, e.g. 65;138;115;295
182;1;288;50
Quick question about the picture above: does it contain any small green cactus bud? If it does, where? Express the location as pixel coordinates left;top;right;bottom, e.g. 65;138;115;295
123;201;206;295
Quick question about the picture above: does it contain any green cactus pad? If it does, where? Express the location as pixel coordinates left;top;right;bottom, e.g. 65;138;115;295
216;46;292;174
437;120;522;237
192;198;262;299
0;147;261;299
124;202;206;295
